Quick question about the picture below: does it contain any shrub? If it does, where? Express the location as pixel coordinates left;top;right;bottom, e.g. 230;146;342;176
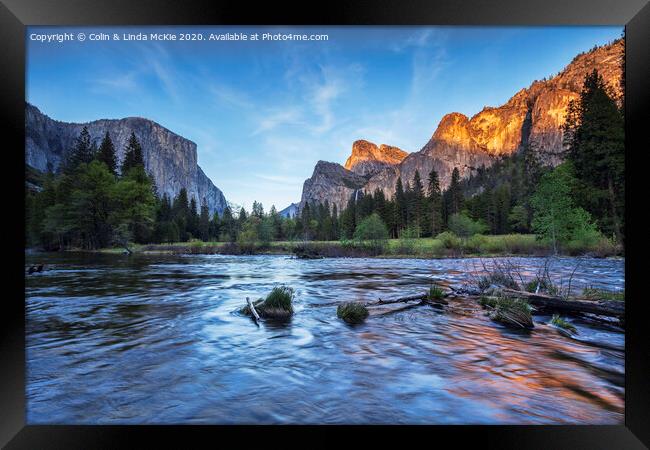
337;302;369;324
396;225;420;254
465;234;488;253
502;234;533;254
436;231;461;249
353;213;389;254
236;220;259;254
550;314;577;334
591;236;621;257
448;213;487;239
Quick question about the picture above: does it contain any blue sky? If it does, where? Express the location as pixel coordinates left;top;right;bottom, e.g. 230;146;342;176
26;26;622;211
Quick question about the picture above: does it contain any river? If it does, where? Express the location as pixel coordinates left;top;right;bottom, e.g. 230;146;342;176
25;253;625;424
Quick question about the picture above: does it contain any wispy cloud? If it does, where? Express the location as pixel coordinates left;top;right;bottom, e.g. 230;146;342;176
254;173;306;185
390;29;437;53
99;42;184;104
210;83;254;110
252;108;304;135
306;66;345;134
144;44;182;104
304;63;365;134
92;71;139;92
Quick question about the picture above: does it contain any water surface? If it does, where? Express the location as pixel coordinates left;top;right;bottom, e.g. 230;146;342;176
25;253;624;424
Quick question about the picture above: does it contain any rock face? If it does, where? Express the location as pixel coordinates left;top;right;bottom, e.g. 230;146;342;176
25;103;228;215
279;202;299;219
299;161;367;212
344;140;408;177
300;39;623;213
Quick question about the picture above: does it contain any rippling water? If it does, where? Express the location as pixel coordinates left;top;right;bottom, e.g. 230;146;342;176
25;253;624;424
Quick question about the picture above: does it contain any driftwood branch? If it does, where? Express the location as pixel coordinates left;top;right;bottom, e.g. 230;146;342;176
246;297;260;324
500;288;624;318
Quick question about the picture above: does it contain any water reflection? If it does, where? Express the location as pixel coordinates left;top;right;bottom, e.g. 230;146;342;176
26;253;624;424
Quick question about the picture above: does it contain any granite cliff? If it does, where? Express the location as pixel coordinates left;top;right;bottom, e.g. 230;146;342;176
299;161;368;212
25;103;227;215
300;39;623;213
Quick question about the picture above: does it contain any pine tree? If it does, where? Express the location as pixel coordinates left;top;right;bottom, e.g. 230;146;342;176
238;207;248;235
340;196;356;240
493;183;512;234
331;203;339;239
153;193;173;243
209;211;221;241
357;191;374;220
300;202;312;240
447;167;463;216
269;205;282;240
65;126;94;171
199;199;210;241
394;177;407;232
121;132;144;175
566;69;624;242
221;206;235;242
427;168;443;236
409;170;424;232
97;131;117;175
173;188;190;241
252;201;264;218
320;201;333;240
188;197;199;239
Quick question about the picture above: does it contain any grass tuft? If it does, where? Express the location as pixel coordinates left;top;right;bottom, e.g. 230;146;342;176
241;286;295;320
262;286;295;311
550;314;577;334
477;272;520;291
428;284;445;301
337;302;369;324
582;287;624;302
489;296;534;329
479;296;497;308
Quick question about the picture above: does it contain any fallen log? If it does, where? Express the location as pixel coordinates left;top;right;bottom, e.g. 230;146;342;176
246;297;260;325
365;293;449;307
500;288;624;318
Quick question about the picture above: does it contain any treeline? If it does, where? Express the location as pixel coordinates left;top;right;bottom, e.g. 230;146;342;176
26;69;623;254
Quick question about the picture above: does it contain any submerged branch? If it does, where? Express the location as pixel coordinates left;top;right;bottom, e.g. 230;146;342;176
246;297;260;325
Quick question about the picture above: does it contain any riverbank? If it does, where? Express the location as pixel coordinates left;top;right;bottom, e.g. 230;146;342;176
87;234;622;259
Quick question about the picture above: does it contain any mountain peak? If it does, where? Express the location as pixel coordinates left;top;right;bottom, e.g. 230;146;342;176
344;139;408;177
432;112;471;143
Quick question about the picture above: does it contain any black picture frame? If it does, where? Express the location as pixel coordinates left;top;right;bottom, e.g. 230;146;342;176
2;0;648;447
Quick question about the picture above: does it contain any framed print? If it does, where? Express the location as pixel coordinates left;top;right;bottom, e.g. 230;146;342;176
1;0;648;447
